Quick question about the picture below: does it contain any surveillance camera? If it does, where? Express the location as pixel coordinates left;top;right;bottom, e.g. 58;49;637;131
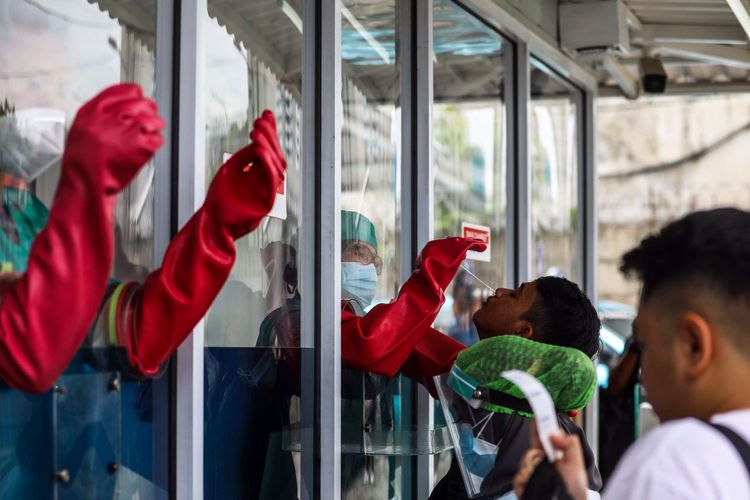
638;56;667;94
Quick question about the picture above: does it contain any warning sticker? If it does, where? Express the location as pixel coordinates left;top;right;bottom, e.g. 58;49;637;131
461;222;491;262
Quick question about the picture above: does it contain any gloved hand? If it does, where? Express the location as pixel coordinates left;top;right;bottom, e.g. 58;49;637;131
113;110;287;376
204;110;286;239
342;237;485;378
0;84;163;392
415;237;487;290
64;84;164;194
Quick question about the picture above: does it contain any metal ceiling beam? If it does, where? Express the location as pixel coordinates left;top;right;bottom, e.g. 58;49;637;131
726;0;750;40
599;80;750;96
616;55;734;66
636;24;748;45
601;57;640;99
624;2;643;32
658;42;750;69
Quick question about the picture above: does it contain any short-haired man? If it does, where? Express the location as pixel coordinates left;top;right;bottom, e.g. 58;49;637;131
427;276;603;499
516;208;750;499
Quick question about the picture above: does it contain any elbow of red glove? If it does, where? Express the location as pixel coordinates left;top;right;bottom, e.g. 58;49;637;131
0;320;69;393
0;356;60;394
400;328;466;398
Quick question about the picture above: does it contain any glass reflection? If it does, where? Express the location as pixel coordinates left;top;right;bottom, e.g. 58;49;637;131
201;1;308;499
433;0;507;348
530;60;580;281
431;1;510;493
0;1;167;499
341;0;405;497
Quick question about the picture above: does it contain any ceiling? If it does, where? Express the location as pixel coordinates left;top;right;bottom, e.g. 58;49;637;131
90;0;750;100
582;0;750;97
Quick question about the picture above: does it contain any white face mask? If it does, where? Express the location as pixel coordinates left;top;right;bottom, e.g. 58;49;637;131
341;262;378;309
0;108;65;181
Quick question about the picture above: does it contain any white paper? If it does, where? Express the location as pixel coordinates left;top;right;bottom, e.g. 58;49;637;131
501;369;562;462
223;152;287;220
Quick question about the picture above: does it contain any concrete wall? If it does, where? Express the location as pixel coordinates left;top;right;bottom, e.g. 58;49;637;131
597;94;750;306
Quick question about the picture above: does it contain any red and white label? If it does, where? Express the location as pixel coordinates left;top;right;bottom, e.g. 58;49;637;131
223;152;287;220
461;222;491;262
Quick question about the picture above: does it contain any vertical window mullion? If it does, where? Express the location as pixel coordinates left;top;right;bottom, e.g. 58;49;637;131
174;0;206;498
310;0;342;498
515;42;531;286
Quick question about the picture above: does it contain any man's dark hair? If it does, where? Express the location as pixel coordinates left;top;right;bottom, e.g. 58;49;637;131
523;276;601;359
620;208;750;302
620;209;750;353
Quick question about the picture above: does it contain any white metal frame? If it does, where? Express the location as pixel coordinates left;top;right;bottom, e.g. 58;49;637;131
174;0;207;499
299;0;321;498
509;41;532;287
581;89;599;456
313;0;343;498
399;0;434;498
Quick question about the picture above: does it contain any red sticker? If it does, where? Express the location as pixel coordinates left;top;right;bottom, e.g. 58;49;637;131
461;223;491;262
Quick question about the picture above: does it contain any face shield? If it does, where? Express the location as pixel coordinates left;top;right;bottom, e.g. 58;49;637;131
0;107;65;182
434;336;597;498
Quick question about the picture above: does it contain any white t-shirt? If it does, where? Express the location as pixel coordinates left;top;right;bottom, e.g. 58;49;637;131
605;409;750;499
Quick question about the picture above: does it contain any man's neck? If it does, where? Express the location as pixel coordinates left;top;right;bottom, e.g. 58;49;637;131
699;363;750;419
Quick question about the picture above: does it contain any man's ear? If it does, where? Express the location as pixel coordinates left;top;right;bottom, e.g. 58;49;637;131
512;320;534;339
678;312;714;379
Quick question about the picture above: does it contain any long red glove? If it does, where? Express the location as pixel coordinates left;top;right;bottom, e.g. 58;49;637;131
342;237;485;378
0;84;163;392
400;327;466;398
114;111;286;376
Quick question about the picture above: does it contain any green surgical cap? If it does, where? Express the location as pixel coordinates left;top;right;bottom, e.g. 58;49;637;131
448;335;596;416
341;210;378;252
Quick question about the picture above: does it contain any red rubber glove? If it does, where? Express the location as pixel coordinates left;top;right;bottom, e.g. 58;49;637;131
115;111;286;376
0;84;163;392
342;237;485;378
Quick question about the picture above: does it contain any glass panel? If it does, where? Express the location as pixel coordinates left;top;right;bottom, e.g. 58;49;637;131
53;373;121;500
432;0;508;346
430;1;510;493
201;2;308;499
529;60;580;281
340;0;406;497
0;2;167;498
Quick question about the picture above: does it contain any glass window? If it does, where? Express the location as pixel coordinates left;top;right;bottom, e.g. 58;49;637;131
340;0;405;497
201;2;308;499
431;0;510;490
0;1;167;498
432;0;509;345
529;59;581;281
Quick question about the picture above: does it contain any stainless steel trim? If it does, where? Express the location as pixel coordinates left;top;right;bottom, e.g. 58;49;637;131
174;0;206;498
